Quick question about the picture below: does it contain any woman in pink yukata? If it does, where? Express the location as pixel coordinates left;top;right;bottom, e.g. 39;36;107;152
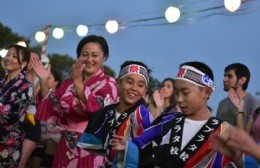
30;35;118;168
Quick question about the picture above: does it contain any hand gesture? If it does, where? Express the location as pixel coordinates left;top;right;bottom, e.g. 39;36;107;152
71;57;86;84
212;126;242;161
30;55;50;80
212;126;259;162
228;88;244;112
153;89;164;109
112;135;127;151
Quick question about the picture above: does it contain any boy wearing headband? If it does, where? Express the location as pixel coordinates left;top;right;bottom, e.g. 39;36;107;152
77;61;154;167
112;61;240;167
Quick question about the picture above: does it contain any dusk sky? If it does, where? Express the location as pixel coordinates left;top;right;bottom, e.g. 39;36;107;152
1;0;260;114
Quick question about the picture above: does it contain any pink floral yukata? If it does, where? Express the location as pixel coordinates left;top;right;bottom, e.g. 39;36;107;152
35;69;118;168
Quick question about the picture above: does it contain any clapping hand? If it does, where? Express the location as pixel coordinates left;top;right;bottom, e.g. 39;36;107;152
30;55;50;80
71;57;86;84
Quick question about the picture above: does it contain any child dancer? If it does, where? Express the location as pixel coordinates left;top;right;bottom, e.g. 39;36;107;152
77;60;154;167
112;61;239;167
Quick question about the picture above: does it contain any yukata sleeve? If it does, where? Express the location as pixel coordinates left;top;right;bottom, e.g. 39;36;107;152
79;77;117;114
121;117;164;167
138;105;155;130
77;132;105;156
77;106;110;156
0;82;33;123
243;154;260;167
112;141;140;168
35;80;69;122
20;83;33;117
19;83;33;117
17;82;33;117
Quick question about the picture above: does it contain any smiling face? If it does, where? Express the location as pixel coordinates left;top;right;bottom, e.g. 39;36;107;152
2;47;25;74
117;74;147;110
174;79;209;119
78;42;106;77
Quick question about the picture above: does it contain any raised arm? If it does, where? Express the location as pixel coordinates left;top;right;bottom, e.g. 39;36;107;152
30;55;51;98
228;88;245;129
150;89;164;118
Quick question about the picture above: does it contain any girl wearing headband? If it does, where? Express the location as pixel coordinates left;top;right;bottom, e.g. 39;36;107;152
112;61;241;168
77;60;154;167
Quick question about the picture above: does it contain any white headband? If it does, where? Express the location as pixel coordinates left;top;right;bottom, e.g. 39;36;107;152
118;64;149;85
176;65;214;89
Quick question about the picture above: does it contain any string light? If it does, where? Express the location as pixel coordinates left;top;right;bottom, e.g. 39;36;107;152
52;27;64;39
0;49;8;58
165;6;181;23
224;0;242;12
76;24;88;37
35;31;46;43
105;20;119;34
9;0;260;46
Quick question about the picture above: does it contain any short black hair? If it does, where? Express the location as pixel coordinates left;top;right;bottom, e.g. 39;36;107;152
224;63;250;90
76;35;109;59
51;68;62;89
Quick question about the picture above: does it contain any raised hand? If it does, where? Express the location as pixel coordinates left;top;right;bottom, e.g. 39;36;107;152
228;88;244;112
71;57;86;84
30;55;50;80
153;89;164;109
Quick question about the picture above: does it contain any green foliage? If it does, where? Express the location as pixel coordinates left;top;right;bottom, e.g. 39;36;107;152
0;57;4;78
0;22;162;94
104;65;116;77
147;76;161;102
29;46;42;53
0;23;28;48
48;54;75;80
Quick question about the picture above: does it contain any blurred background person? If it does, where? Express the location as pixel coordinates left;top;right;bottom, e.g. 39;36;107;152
29;68;63;168
149;78;180;118
19;50;42;168
216;63;259;130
